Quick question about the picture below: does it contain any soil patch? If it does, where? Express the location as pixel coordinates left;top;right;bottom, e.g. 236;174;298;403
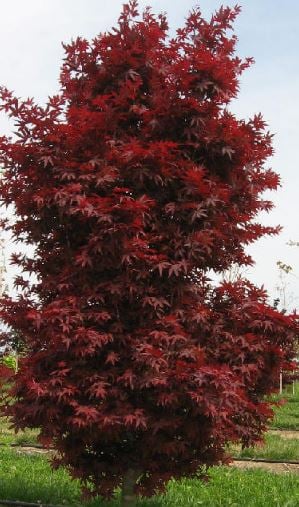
232;460;299;474
15;446;51;455
269;430;299;439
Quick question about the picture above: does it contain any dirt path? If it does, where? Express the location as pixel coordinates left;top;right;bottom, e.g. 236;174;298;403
269;429;299;439
14;446;51;455
232;460;299;474
12;446;299;474
11;432;299;475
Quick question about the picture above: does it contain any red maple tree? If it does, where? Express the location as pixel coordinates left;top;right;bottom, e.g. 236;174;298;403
0;2;297;504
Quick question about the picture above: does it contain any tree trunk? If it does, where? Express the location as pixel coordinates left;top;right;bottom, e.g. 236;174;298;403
15;352;19;373
121;468;139;507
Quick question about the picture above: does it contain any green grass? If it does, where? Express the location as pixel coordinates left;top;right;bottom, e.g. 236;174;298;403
0;383;297;506
230;433;299;461
227;382;299;461
0;417;38;446
0;446;81;505
0;447;299;506
269;382;299;430
147;469;299;507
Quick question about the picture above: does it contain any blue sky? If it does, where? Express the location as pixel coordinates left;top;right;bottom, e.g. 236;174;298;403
0;0;298;308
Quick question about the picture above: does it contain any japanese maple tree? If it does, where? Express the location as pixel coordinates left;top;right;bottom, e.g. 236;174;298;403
0;1;297;504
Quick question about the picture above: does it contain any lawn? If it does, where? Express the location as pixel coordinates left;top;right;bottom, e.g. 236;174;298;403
228;381;299;461
0;446;298;506
230;433;299;462
270;382;299;430
0;417;38;446
0;382;298;505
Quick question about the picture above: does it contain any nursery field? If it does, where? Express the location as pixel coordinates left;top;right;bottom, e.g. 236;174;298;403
0;448;298;507
0;382;298;507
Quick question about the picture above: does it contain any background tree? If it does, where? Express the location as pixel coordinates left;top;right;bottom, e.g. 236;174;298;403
275;260;294;312
0;1;297;504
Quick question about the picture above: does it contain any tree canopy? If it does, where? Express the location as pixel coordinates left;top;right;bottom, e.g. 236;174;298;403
0;1;297;502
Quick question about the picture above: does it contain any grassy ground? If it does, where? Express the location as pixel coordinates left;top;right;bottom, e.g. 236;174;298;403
230;433;299;461
0;446;298;506
270;382;299;430
0;417;38;446
228;381;299;461
0;447;79;505
0;382;297;505
153;469;299;507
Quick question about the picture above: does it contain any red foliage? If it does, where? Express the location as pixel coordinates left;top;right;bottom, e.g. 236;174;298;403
0;1;297;499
